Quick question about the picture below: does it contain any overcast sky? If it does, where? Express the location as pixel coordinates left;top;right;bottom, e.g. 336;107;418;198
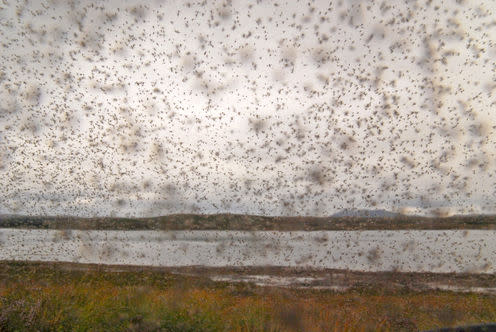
0;0;495;217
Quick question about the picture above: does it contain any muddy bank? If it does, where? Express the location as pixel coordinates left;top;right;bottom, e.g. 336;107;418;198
2;261;496;294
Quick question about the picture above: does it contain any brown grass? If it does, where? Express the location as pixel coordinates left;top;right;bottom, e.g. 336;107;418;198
0;261;495;331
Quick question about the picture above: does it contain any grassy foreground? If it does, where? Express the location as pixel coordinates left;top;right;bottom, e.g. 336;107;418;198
0;262;495;331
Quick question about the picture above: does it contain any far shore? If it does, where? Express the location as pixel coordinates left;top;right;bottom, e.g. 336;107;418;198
1;213;495;231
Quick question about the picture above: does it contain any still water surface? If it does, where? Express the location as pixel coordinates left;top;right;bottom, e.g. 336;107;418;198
0;229;494;273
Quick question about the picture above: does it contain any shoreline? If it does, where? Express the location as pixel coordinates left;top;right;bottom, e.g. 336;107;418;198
1;213;496;230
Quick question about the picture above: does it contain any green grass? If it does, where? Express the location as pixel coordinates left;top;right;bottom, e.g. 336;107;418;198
0;261;495;331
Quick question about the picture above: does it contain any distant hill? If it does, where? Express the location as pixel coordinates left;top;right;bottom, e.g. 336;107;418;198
331;209;401;218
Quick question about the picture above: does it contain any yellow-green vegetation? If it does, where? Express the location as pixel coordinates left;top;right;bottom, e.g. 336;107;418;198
1;262;495;331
